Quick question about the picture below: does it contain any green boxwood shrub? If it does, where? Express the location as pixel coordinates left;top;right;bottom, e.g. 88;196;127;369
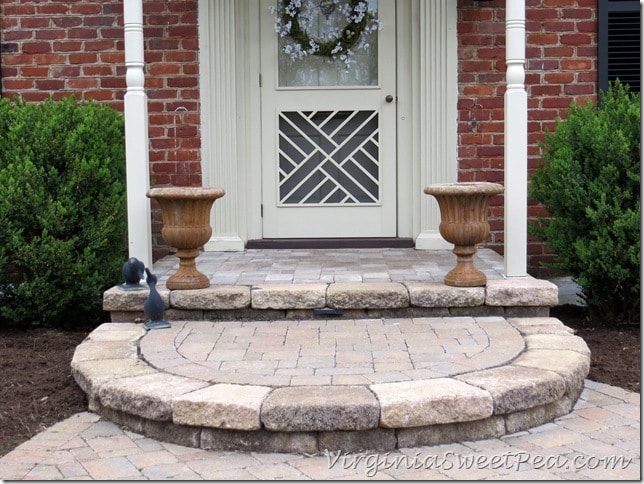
0;96;127;329
529;81;640;322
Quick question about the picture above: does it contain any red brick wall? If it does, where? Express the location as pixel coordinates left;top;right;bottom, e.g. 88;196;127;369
0;2;202;170
1;0;598;270
457;0;597;271
0;0;201;259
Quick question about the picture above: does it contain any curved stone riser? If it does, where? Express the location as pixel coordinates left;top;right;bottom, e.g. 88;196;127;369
87;394;577;454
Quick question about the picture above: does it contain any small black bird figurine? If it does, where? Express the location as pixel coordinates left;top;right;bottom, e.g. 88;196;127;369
119;257;145;291
143;267;170;330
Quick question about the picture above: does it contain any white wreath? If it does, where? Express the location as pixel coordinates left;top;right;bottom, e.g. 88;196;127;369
270;0;383;68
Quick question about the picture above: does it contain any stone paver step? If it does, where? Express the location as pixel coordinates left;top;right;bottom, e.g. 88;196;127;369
104;279;559;321
71;316;590;453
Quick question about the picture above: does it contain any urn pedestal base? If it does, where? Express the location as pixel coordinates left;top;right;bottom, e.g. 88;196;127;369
168;248;211;290
444;245;487;287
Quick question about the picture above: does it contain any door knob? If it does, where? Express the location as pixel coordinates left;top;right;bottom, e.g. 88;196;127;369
385;95;394;103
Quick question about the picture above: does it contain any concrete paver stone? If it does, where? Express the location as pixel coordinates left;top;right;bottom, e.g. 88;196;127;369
371;378;494;428
251;283;327;309
406;282;485;307
173;384;272;430
171;286;251;310
486;278;559;306
261;386;380;431
97;373;208;421
326;282;409;309
455;365;567;414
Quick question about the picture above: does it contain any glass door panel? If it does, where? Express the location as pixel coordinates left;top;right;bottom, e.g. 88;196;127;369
277;0;380;87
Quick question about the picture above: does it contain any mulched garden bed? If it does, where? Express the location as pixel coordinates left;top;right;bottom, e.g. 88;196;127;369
0;328;89;456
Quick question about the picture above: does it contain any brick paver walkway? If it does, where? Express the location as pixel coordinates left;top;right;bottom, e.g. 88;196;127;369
0;381;639;480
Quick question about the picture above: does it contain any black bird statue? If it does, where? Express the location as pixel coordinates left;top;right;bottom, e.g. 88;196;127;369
119;257;145;291
143;267;170;330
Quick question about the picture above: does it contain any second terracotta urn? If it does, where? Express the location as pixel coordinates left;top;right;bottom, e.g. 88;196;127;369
424;182;504;287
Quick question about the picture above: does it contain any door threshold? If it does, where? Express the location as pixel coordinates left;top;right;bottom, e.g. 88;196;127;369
246;238;414;249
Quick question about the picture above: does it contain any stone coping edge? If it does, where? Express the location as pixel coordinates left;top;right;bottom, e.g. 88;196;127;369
103;279;559;317
71;317;589;453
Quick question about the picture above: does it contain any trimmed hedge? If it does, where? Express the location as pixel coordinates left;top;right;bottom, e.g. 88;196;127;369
529;81;640;322
0;96;127;328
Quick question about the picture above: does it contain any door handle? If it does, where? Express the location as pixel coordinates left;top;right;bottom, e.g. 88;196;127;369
385;95;394;103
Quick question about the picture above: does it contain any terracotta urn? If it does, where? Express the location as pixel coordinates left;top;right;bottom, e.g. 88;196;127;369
424;182;504;287
147;186;225;290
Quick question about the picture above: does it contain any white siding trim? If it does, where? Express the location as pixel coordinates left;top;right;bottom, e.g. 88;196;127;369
414;0;458;249
200;0;245;251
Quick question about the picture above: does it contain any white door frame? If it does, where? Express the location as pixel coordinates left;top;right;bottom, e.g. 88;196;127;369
199;0;458;250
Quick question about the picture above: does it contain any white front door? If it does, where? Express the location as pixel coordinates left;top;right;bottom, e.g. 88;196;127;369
260;0;397;238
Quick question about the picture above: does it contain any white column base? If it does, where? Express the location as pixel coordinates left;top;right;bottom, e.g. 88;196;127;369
414;232;453;250
204;235;245;252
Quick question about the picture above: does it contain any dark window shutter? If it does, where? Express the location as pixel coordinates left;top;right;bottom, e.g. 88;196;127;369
598;0;641;93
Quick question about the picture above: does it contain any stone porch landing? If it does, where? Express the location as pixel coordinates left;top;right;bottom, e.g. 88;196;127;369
71;248;590;453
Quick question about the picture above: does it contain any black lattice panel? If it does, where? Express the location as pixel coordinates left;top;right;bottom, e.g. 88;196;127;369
278;110;380;205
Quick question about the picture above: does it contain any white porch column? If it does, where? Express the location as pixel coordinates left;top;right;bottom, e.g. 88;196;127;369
123;0;153;267
503;0;528;277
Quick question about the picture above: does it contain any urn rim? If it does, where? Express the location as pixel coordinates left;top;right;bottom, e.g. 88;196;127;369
147;186;225;200
423;182;504;196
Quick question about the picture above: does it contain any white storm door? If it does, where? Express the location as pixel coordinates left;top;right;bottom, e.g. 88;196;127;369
260;0;397;238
